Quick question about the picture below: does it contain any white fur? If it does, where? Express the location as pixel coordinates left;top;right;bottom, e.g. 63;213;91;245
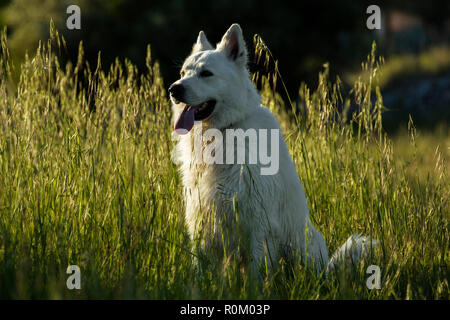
171;24;375;275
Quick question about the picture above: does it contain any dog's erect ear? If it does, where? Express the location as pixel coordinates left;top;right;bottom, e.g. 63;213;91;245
217;24;247;67
192;31;213;53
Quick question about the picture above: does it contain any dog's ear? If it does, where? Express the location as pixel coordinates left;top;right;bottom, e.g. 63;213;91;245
217;24;247;67
192;31;213;53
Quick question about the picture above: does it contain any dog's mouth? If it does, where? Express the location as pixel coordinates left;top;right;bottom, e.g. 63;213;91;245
174;100;216;135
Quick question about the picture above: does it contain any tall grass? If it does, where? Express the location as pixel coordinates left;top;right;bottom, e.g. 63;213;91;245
345;45;450;89
0;26;448;299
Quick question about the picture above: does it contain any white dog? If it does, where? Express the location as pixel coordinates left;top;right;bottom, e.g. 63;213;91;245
170;24;374;276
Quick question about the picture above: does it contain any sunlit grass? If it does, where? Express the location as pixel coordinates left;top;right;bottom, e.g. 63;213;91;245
0;26;448;299
345;45;450;89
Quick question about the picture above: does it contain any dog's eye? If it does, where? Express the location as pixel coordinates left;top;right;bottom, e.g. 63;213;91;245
180;70;185;77
200;70;213;77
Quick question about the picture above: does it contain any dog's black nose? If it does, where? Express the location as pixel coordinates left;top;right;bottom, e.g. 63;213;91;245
168;83;185;101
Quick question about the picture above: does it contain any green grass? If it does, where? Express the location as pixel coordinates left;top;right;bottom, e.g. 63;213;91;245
0;27;448;299
345;45;450;89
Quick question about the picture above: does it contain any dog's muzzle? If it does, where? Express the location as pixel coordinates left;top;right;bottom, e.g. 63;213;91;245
168;83;185;103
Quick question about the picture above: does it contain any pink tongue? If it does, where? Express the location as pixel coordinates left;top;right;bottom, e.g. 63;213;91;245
174;106;195;135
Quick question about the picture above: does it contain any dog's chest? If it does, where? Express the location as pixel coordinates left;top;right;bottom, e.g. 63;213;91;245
176;130;244;216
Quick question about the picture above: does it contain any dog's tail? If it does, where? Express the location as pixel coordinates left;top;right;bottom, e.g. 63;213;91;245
325;234;379;274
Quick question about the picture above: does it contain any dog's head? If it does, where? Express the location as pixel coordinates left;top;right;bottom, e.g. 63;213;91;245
170;24;260;135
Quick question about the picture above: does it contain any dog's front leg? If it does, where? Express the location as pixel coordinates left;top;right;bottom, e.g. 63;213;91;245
248;231;281;279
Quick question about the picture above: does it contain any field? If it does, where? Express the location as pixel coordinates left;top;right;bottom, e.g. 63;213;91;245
0;27;448;299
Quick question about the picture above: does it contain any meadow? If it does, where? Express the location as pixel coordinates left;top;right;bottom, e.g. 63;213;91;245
0;26;448;299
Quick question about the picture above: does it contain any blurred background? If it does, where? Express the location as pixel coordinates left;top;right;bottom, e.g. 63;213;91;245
0;0;449;131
